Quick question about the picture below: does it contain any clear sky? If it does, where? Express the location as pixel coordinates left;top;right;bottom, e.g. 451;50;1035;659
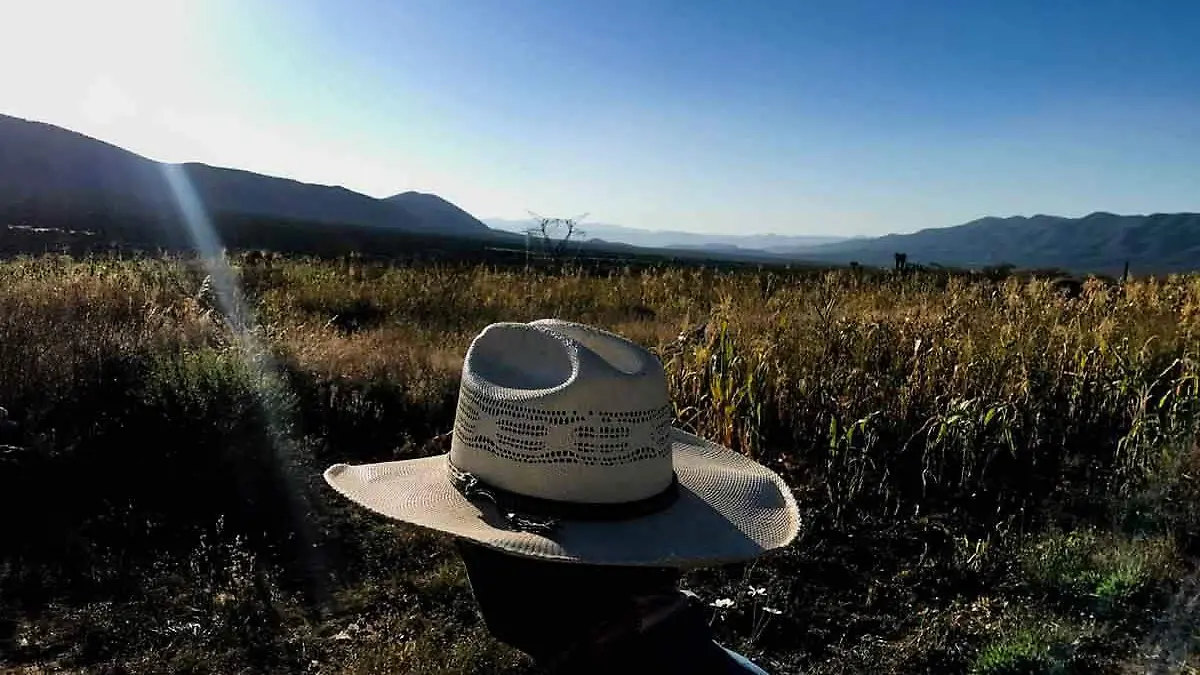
2;0;1198;236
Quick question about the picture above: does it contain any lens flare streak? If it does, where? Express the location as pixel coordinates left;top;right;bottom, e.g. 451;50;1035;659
159;162;326;601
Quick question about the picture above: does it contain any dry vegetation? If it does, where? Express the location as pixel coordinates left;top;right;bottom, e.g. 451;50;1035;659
1;253;1198;674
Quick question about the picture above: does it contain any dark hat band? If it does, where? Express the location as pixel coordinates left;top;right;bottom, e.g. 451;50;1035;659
447;459;680;535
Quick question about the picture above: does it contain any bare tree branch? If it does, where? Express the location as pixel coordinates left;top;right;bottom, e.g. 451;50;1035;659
523;212;589;261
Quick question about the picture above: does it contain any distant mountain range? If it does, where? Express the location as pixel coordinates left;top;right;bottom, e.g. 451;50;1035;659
1;112;1196;274
485;218;851;253
489;213;1200;275
793;212;1200;275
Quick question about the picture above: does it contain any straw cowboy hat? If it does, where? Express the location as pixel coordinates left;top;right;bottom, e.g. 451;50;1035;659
324;319;800;568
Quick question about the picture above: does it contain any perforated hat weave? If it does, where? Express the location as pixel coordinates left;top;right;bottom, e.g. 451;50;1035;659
323;319;800;568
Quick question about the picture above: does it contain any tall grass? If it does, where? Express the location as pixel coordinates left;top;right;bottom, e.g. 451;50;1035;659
248;259;1200;526
1;253;1197;673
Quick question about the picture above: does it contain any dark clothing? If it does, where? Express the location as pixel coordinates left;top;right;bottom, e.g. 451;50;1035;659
452;542;770;674
546;592;769;675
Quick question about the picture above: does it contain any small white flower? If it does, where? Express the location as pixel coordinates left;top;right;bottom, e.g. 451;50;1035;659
710;598;734;609
761;606;782;615
746;586;767;597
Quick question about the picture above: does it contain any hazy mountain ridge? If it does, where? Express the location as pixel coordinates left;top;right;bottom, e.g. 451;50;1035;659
485;218;851;253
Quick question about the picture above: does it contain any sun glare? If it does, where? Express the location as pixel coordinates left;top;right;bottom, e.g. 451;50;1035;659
0;0;220;157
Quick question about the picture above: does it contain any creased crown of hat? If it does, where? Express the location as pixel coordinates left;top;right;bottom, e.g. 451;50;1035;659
324;319;800;568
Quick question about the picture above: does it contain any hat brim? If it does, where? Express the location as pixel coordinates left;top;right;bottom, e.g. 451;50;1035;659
323;428;800;568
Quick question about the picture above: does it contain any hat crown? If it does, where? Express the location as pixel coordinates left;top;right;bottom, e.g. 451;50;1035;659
449;320;674;503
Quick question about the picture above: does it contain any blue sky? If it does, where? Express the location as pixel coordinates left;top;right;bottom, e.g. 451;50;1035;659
2;0;1198;236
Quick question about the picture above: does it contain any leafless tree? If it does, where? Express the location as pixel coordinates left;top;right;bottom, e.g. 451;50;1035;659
526;211;589;261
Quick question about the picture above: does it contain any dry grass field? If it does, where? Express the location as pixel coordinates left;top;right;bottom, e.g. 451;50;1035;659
1;253;1197;674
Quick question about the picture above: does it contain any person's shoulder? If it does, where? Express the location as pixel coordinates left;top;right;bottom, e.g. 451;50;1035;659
716;644;773;675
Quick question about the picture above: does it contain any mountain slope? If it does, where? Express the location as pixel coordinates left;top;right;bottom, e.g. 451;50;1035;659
0;113;486;240
0;114;176;229
795;212;1200;275
385;191;490;234
177;163;424;231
